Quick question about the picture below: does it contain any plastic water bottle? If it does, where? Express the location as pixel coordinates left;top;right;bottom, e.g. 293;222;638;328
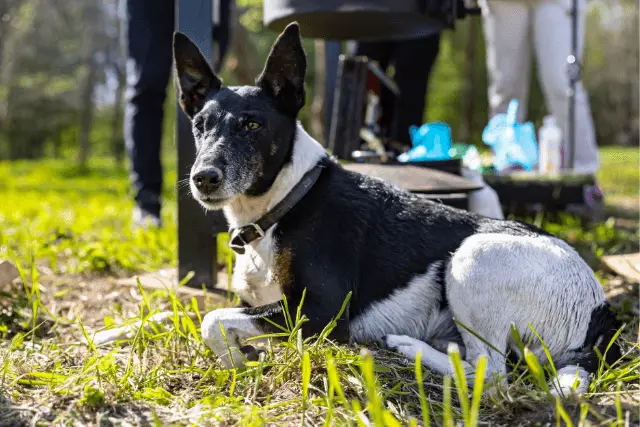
538;116;563;174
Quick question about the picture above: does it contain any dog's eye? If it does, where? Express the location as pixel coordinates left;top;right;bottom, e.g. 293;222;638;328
245;121;261;131
193;118;205;135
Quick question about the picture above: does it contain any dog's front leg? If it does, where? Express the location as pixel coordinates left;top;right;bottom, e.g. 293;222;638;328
201;302;285;369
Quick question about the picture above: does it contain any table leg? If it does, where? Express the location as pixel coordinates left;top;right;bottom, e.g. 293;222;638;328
175;0;227;290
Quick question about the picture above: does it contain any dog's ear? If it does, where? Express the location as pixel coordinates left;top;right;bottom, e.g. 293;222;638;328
256;22;306;117
173;32;222;118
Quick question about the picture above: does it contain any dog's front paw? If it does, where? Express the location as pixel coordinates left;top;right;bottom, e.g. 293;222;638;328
216;346;249;370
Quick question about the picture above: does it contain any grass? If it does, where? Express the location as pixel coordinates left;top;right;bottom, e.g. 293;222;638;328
0;147;638;426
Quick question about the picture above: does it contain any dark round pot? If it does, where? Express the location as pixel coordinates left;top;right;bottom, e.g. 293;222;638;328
263;0;447;41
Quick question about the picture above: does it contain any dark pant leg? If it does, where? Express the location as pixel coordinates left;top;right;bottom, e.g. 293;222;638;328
123;0;174;216
390;34;442;146
213;0;232;73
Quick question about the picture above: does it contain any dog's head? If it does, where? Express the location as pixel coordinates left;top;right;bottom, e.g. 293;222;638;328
173;23;307;210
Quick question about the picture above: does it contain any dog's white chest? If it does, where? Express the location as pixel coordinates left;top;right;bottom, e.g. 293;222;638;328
231;229;283;307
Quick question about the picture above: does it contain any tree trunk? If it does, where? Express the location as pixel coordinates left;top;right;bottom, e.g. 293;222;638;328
78;57;97;168
110;67;125;166
77;1;100;168
110;12;126;166
0;0;39;137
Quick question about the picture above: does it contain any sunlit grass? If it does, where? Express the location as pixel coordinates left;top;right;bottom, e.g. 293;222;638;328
0;150;638;425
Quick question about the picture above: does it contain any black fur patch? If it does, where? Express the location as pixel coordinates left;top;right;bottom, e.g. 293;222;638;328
435;260;449;310
562;303;623;373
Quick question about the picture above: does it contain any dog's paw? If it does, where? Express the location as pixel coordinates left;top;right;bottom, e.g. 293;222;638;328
383;334;425;361
217;347;248;370
240;344;268;362
550;366;590;398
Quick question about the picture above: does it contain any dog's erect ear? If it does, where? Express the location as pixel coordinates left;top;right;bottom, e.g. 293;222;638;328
256;22;306;117
173;32;222;118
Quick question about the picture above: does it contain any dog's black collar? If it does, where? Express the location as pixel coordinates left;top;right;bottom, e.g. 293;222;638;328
228;163;324;255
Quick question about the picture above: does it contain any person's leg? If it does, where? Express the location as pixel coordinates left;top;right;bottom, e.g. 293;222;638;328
390;33;442;146
533;0;599;174
122;0;174;226
213;0;233;73
480;0;532;122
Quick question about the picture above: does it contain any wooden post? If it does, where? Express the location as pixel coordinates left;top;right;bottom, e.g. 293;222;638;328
175;0;227;290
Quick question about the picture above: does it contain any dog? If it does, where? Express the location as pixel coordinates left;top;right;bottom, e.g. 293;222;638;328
168;22;622;396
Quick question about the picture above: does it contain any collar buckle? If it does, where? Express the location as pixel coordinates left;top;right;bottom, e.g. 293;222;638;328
229;223;265;254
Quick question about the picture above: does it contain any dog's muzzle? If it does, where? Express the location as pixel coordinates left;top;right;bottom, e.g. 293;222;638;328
192;168;223;195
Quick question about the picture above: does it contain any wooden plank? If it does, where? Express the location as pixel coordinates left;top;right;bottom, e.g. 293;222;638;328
601;253;640;283
483;171;594;185
343;163;482;194
175;0;227;290
483;173;591;206
115;268;235;309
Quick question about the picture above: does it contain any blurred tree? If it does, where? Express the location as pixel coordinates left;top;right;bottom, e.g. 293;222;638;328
78;0;102;168
0;0;635;163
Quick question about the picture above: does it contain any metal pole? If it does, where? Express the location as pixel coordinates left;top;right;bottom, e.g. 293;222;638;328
565;0;579;171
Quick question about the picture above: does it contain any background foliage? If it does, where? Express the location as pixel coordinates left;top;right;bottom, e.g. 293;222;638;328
0;0;637;163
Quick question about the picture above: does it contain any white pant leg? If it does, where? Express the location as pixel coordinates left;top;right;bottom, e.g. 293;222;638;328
533;0;600;174
480;0;533;122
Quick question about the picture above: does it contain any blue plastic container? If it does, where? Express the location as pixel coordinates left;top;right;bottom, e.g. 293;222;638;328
397;122;452;162
482;99;538;172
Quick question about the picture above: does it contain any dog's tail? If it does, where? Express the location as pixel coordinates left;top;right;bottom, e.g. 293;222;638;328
82;311;198;346
550;302;623;396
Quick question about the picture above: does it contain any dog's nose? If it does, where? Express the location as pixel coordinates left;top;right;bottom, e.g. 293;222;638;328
192;168;222;194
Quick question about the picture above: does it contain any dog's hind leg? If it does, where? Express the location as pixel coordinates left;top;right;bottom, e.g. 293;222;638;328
445;232;608;396
384;335;476;377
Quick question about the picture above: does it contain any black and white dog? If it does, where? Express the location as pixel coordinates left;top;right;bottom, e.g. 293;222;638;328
173;23;621;395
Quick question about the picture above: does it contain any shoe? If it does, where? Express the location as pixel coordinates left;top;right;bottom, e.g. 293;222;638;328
132;206;162;229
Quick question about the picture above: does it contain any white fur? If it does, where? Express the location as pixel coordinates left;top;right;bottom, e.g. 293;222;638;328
385;232;605;396
350;262;457;350
223;123;327;228
551;366;591;396
222;123;327;307
384;336;472;376
201;307;263;368
199;124;327;368
446;233;604;368
85;126;327;368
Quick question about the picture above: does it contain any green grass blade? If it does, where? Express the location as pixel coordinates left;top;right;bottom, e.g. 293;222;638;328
302;350;311;417
597;324;625;378
469;355;488;427
360;350;384;427
615;381;623;425
528;322;557;377
414;352;431;427
449;344;470;423
442;375;454;427
455;319;505;357
524;348;551;398
136;277;152;313
382;410;403;427
555;396;574;427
